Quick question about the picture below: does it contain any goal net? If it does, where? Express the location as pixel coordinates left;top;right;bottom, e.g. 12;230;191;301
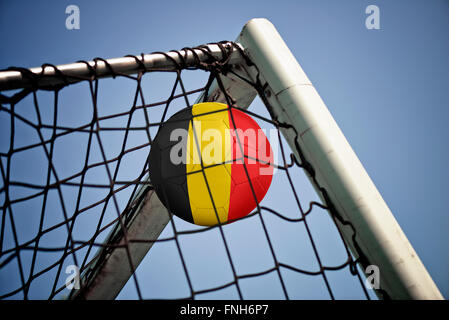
0;19;441;300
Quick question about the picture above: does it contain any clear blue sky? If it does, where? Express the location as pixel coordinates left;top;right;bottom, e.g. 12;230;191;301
0;0;448;299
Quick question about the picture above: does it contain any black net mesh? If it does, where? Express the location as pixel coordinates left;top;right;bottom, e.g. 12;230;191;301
0;42;377;300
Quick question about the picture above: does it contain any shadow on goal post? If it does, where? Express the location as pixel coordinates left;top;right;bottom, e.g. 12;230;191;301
0;18;443;300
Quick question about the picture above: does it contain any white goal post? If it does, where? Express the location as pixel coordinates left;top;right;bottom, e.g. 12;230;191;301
74;18;442;300
236;19;442;300
1;18;441;300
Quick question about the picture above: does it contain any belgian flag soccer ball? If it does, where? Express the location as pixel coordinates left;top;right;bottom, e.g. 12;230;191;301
149;102;273;226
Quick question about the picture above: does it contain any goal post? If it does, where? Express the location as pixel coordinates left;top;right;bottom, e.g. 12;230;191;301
0;18;442;300
0;44;244;91
72;18;442;300
236;18;442;299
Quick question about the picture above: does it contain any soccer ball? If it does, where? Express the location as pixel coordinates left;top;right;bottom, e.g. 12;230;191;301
148;102;273;226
